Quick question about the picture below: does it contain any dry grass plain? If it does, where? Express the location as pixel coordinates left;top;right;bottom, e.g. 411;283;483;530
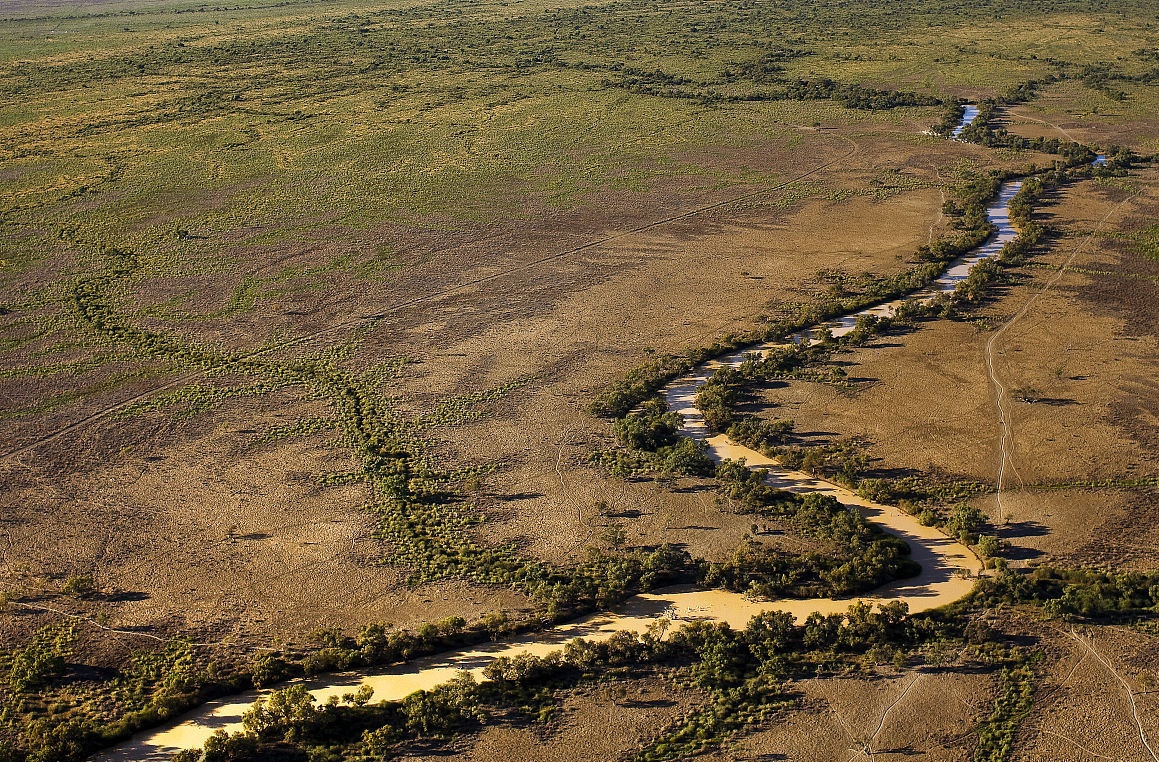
428;676;705;762
999;79;1159;154
0;118;997;646
1019;623;1159;762
1;0;1158;759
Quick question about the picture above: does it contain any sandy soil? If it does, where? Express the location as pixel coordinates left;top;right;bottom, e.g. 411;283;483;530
420;677;703;762
435;182;954;567
1020;622;1159;762
701;668;990;761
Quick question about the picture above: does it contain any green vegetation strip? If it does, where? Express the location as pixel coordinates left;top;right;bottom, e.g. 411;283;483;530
86;565;1159;762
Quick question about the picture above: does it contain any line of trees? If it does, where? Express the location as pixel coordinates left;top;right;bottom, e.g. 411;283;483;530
28;558;1153;762
169;597;972;762
164;557;1159;762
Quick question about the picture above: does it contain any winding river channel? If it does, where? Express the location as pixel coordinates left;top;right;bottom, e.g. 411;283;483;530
952;104;980;138
99;111;1014;761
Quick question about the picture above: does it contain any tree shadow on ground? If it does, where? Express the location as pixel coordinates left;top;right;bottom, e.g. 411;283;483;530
1001;520;1049;539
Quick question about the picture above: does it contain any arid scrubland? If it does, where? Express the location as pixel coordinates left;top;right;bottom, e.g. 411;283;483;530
0;0;1157;759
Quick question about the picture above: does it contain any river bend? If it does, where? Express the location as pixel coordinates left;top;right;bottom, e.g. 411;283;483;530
97;114;1019;761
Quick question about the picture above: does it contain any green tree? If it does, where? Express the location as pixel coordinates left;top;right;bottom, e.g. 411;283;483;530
945;503;987;541
745;611;796;661
201;730;260;762
976;535;1003;559
242;684;317;742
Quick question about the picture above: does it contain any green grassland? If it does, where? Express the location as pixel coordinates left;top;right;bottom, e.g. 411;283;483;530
1;0;1154;386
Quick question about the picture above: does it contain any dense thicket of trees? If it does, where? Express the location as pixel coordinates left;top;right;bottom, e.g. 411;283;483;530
975;567;1159;620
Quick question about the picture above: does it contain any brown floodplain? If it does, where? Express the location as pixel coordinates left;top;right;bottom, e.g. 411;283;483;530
2;108;1156;762
743;166;1159;568
0;119;1000;649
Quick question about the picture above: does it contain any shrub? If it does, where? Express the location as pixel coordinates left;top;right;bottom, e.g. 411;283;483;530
360;725;402;759
8;624;75;692
61;575;96;598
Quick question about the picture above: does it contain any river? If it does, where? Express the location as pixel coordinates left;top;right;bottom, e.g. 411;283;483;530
97;108;1010;761
953;104;980;138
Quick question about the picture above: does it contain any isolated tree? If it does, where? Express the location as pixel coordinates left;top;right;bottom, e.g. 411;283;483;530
601;523;628;550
